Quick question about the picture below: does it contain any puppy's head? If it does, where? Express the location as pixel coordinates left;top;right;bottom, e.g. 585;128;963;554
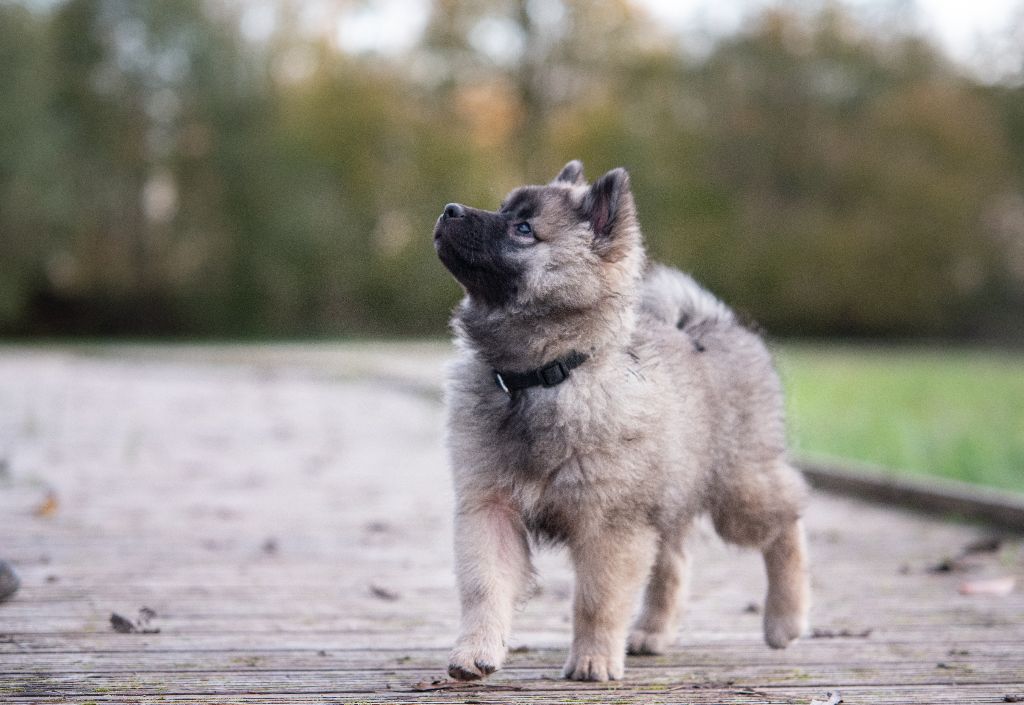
433;161;645;313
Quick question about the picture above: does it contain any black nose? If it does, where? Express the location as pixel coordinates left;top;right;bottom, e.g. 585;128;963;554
442;203;466;219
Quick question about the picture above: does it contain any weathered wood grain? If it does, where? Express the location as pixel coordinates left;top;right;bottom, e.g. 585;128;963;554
1;344;1021;704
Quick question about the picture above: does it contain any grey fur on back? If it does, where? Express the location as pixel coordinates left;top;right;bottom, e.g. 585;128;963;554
642;264;735;331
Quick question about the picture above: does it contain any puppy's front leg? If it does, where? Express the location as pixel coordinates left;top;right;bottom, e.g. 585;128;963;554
448;495;533;681
564;528;657;681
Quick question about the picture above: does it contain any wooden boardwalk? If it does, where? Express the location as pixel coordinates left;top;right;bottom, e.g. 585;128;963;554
1;344;1022;704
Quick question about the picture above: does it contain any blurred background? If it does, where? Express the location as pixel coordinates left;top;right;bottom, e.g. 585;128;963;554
1;0;1022;491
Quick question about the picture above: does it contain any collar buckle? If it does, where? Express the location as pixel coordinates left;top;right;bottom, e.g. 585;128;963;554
539;360;568;387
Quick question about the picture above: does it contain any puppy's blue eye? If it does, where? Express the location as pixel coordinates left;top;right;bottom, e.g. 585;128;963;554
515;222;532;235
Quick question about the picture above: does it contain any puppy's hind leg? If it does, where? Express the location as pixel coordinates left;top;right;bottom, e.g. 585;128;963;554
627;526;690;655
762;518;810;649
711;462;810;649
448;496;533;680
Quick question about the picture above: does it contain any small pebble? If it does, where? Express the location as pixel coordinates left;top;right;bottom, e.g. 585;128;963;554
0;561;20;602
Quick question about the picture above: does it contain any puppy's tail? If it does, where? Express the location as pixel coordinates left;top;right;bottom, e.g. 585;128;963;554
641;264;735;332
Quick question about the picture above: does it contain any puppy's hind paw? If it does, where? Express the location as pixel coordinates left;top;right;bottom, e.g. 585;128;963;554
563;650;624;681
626;629;671;655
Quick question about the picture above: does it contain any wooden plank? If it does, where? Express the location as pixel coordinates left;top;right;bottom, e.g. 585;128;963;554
4;678;1024;705
4;640;1023;673
1;346;1022;705
3;659;1024;695
4;688;1024;705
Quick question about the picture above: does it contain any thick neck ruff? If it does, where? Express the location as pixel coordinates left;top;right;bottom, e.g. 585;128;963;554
492;351;589;397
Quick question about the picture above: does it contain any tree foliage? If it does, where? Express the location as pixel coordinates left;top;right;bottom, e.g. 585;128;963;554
1;0;1022;339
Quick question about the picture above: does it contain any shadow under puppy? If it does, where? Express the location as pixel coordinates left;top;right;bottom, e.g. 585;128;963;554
433;160;810;682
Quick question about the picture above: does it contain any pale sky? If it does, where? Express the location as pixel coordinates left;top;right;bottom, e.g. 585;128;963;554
639;0;1022;76
237;0;1023;81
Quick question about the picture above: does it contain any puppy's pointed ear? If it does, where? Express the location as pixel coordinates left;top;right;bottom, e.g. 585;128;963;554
552;160;585;186
582;167;630;237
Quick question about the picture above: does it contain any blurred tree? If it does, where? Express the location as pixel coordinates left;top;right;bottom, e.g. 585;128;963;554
419;0;668;179
44;0;173;330
0;0;1022;341
11;0;253;333
0;4;60;327
670;7;1017;337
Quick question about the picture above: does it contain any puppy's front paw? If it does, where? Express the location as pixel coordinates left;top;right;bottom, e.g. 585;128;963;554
447;639;505;681
563;649;624;681
626;628;671;655
763;608;807;649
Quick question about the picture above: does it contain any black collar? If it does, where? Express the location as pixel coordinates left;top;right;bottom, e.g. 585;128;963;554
493;351;589;397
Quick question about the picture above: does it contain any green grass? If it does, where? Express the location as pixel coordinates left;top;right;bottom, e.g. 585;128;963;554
777;345;1024;493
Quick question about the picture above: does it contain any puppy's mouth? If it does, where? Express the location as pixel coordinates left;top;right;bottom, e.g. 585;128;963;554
433;219;475;272
433;204;521;306
433;219;464;259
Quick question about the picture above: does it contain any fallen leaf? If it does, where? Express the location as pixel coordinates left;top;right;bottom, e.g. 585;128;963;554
410;678;523;692
927;557;977;574
959;576;1016;596
660;680;735;692
110;608;161;634
810;691;842;705
411;678;460;692
927;538;1004;574
370;584;400;601
110;613;136;633
137;606;157;626
963;537;1003;555
32;492;58;518
811;628;872;638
